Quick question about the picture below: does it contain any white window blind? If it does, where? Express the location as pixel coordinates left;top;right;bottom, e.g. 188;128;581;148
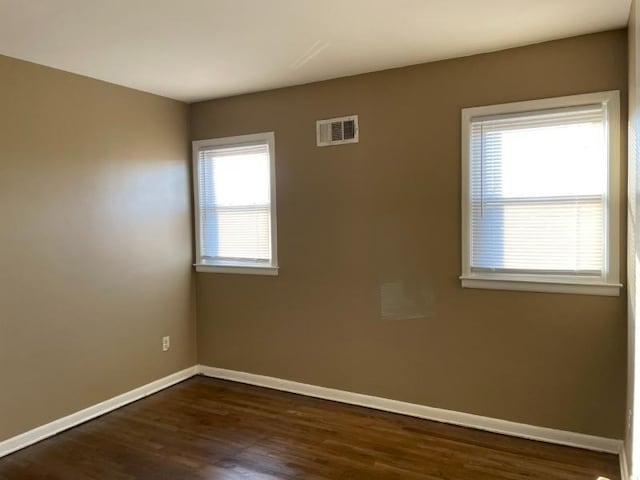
194;133;277;274
470;105;607;276
461;91;621;295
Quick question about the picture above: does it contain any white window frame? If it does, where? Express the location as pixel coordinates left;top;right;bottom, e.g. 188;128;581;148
192;132;278;276
460;91;621;296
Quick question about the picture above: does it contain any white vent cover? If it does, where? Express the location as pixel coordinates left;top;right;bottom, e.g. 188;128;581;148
316;115;359;147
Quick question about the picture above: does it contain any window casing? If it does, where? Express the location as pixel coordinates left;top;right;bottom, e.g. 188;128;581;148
193;132;278;275
460;91;621;296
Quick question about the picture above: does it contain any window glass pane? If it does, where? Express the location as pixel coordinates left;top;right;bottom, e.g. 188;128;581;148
499;124;605;198
207;147;270;206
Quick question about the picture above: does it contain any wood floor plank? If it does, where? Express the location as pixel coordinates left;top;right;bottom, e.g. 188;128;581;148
0;376;621;479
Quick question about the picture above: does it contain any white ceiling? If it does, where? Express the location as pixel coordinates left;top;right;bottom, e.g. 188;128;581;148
0;0;632;103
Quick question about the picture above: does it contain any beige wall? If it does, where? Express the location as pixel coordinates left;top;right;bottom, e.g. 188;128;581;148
192;30;628;438
0;55;196;441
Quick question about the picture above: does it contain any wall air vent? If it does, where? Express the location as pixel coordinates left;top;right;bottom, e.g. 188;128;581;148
316;115;359;147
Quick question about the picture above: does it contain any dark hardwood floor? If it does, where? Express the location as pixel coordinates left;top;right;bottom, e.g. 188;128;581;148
0;376;620;479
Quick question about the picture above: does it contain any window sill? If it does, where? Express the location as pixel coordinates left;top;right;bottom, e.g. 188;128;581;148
459;275;622;296
195;263;279;276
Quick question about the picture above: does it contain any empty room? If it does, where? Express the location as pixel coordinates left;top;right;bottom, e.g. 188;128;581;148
2;0;640;479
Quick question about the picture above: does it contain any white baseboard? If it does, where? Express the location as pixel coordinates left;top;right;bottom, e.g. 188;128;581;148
621;445;631;480
0;363;624;466
199;365;623;455
0;366;199;459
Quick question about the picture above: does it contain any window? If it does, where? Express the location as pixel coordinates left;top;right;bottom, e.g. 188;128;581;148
193;132;277;275
461;91;621;295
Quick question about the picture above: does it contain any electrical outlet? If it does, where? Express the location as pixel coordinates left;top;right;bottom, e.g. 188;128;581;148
162;336;170;352
628;409;633;430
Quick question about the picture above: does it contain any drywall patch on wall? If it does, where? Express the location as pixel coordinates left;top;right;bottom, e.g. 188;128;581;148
379;278;434;321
